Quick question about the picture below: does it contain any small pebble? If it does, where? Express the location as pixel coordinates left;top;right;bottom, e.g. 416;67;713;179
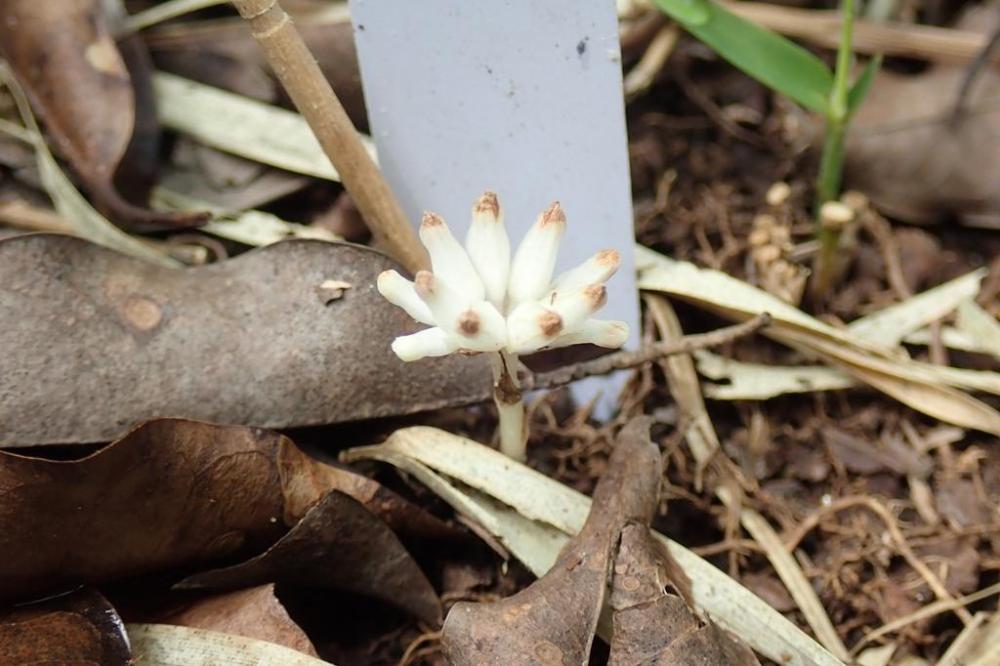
765;181;791;206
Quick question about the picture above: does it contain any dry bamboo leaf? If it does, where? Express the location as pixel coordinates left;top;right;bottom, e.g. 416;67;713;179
178;491;442;624
635;245;1000;435
847;270;986;347
342;427;843;666
127;623;333;665
0;588;130;665
157;585;317;657
154;186;340;246
154;72;375;180
0;0;204;230
956;301;1000;360
0;418;444;605
695;350;856;399
0;234;488;446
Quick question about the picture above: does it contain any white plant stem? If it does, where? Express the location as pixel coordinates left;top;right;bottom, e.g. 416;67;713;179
490;350;526;460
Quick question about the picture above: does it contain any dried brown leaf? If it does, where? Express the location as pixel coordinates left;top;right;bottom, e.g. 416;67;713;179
0;588;130;665
177;490;442;624
158;584;318;657
0;418;443;606
441;418;661;665
844;9;1000;226
0;235;489;446
609;525;760;665
0;0;204;230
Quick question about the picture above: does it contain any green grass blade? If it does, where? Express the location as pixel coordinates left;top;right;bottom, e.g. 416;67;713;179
651;0;833;113
847;54;882;116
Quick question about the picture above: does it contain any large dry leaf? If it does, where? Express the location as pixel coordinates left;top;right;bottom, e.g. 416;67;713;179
0;234;489;446
442;418;662;665
343;427;844;666
178;491;442;624
0;588;130;665
158;584;318;657
635;245;1000;435
0;0;204;230
127;623;333;665
844;8;1000;226
0;418;442;605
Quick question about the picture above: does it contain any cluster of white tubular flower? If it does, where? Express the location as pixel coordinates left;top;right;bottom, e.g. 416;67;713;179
377;191;629;362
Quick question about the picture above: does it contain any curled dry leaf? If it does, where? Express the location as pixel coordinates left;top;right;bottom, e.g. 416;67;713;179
0;418;444;605
0;235;490;446
0;0;205;230
609;525;760;665
443;418;757;665
442;417;661;665
178;491;442;625
0;587;130;665
157;584;318;657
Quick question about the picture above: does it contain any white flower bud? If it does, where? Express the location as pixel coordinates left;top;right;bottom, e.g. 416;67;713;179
451;301;508;352
549;283;607;331
465;191;510;309
506;301;564;353
507;202;565;308
549;319;629;349
550;249;620;296
391;327;458;361
377;270;434;325
420;212;485;301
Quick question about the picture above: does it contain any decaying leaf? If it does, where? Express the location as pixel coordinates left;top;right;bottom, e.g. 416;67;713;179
178;491;442;624
0;587;131;665
344;427;844;666
844;8;1000;227
0;234;490;446
127;623;333;666
441;418;659;665
609;525;759;665
157;584;318;657
0;418;442;605
0;0;204;230
442;419;759;665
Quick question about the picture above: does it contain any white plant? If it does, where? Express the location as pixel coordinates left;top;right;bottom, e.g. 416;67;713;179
378;191;628;460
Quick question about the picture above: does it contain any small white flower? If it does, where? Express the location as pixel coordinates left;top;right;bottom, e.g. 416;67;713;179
378;191;628;361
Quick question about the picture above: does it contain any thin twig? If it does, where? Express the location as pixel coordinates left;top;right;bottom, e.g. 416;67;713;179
522;313;771;391
229;0;427;273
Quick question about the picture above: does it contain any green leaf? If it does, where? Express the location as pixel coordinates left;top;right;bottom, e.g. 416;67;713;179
846;54;882;116
651;0;833;113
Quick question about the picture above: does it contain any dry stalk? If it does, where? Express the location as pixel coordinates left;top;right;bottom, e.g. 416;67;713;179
229;0;427;273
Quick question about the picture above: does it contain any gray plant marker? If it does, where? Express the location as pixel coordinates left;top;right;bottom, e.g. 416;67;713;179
350;0;639;412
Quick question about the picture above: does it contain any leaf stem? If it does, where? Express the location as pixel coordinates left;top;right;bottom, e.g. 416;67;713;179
812;0;854;297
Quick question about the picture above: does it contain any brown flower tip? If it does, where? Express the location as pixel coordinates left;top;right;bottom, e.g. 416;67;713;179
473;191;500;217
458;309;481;336
596;249;620;267
538;309;563;338
413;270;436;297
584;284;608;309
421;211;445;229
540;202;566;227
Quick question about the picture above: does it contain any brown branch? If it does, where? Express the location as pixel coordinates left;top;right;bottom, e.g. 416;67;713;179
522;313;771;391
229;0;427;273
